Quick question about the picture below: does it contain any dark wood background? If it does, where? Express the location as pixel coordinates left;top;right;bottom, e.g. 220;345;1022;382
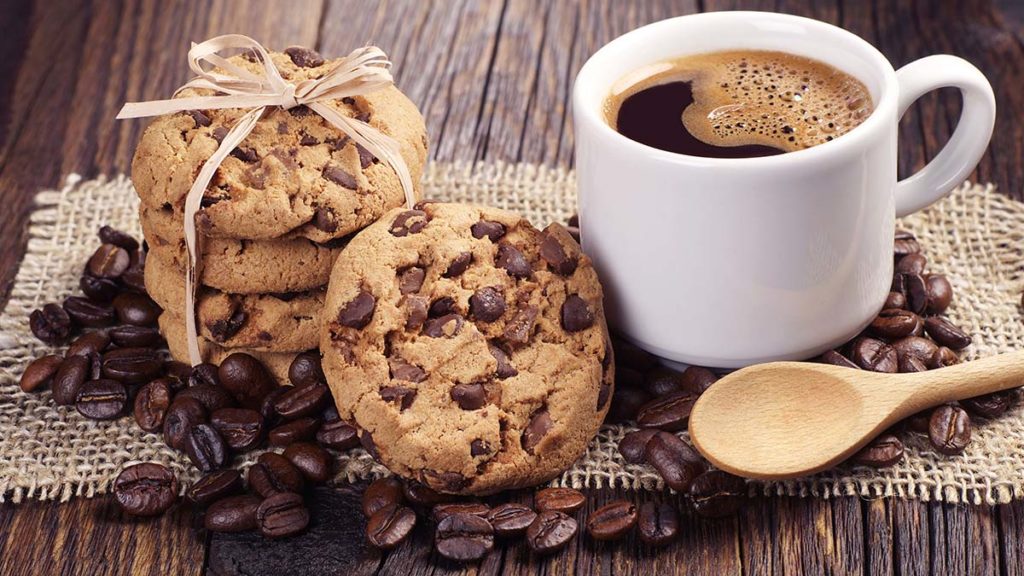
2;0;1024;574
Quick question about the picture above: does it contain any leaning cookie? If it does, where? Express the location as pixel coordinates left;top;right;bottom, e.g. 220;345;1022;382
146;251;323;353
141;205;345;295
159;312;298;384
131;47;428;243
320;202;613;495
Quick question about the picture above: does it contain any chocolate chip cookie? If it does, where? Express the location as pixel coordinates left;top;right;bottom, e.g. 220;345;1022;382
321;202;613;495
141;205;344;294
131;47;428;242
146;248;323;352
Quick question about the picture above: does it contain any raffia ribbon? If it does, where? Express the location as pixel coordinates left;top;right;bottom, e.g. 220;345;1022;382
116;35;415;366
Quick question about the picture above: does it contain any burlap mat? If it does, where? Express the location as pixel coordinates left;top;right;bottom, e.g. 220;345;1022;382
1;162;1022;505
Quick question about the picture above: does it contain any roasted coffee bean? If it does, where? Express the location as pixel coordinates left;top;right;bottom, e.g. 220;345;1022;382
367;504;417;549
98;225;139;251
178;384;236;413
63;296;116;328
521;408;553;454
113;462;178;516
316;418;360;450
189;363;220;387
891;336;939;365
535;487;585;514
30;303;72;344
903;273;929;315
66;332;110;358
849;337;898;372
157;362;189;391
606;385;651;424
163;397;207;451
962;389;1016;419
19;354;63;392
816;350;860;369
249;452;304;497
637;501;678;546
905;409;933;434
641;367;684;397
619;429;660;464
486;503;536;537
403;480;452;506
205;495;261;532
421;470;469;493
273;383;329;420
884;291;907;310
636;391;698;431
187;469;243;507
561;295;594;332
850;433;904;467
283;442;331;484
443;251;474;278
898;354;929;373
613;338;659;372
680;366;718;394
256;492;310;538
923;316;972;350
218;353;278;409
86;352;103;380
930;346;960;368
101;347;163;384
112;293;161;327
134;378;173;432
526;511;578;554
893;230;920;258
88;244;130;278
929;404;971;455
687;470;747;518
268;417;320;446
895;252;927;275
644;431;704;493
469;287;506;322
289;351;325;387
869;309;922;340
925;274;953;314
76;379;128;419
436;513;495;562
109;323;161;344
121;266;147;294
471;220;506;241
363;478;405;516
496;243;532;278
80;274;119;303
210;408;264;451
587;500;638;540
432;503;490;523
186;423;228;471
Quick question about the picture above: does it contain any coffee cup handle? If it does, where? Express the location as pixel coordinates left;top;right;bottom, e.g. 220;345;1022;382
894;55;995;218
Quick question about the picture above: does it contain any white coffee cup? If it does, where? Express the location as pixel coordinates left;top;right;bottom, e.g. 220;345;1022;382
572;11;995;368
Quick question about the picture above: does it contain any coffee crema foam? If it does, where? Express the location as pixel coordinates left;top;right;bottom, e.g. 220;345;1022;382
606;50;874;153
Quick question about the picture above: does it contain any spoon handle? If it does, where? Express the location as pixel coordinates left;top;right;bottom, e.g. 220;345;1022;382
905;349;1024;410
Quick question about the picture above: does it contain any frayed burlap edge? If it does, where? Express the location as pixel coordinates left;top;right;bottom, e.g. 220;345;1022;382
1;164;1022;506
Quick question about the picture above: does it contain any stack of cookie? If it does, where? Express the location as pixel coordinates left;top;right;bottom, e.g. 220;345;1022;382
131;46;427;381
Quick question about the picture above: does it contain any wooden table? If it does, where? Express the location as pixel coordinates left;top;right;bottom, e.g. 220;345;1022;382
2;0;1024;574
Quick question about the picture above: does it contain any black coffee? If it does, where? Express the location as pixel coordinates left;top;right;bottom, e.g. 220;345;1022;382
606;50;873;158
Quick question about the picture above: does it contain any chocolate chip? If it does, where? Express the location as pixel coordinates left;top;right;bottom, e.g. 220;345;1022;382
443;252;473;278
561;295;594;332
284;46;325;68
313;208;337;232
187;110;212;127
322;164;357;189
539;233;578;276
429;296;457;317
288;105;314;118
471;220;506;241
230;147;259;163
470;439;491;456
521;408;552;454
398;266;425;294
403;295;429;330
388;357;427;383
207;307;247;342
357;144;376;168
495;243;531;278
489;343;518;379
470;287;506;322
390;210;429;237
338;291;375;329
379;386;417;410
422;313;463;338
299;131;319;146
503;306;538;344
211;126;229;143
452;383;487;410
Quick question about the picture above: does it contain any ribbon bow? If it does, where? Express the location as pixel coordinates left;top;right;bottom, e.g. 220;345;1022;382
117;34;415;366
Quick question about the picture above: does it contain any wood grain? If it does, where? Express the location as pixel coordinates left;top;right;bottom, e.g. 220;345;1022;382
1;0;1024;575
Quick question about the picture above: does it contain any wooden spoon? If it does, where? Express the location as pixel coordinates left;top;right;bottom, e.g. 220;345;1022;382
688;352;1024;480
